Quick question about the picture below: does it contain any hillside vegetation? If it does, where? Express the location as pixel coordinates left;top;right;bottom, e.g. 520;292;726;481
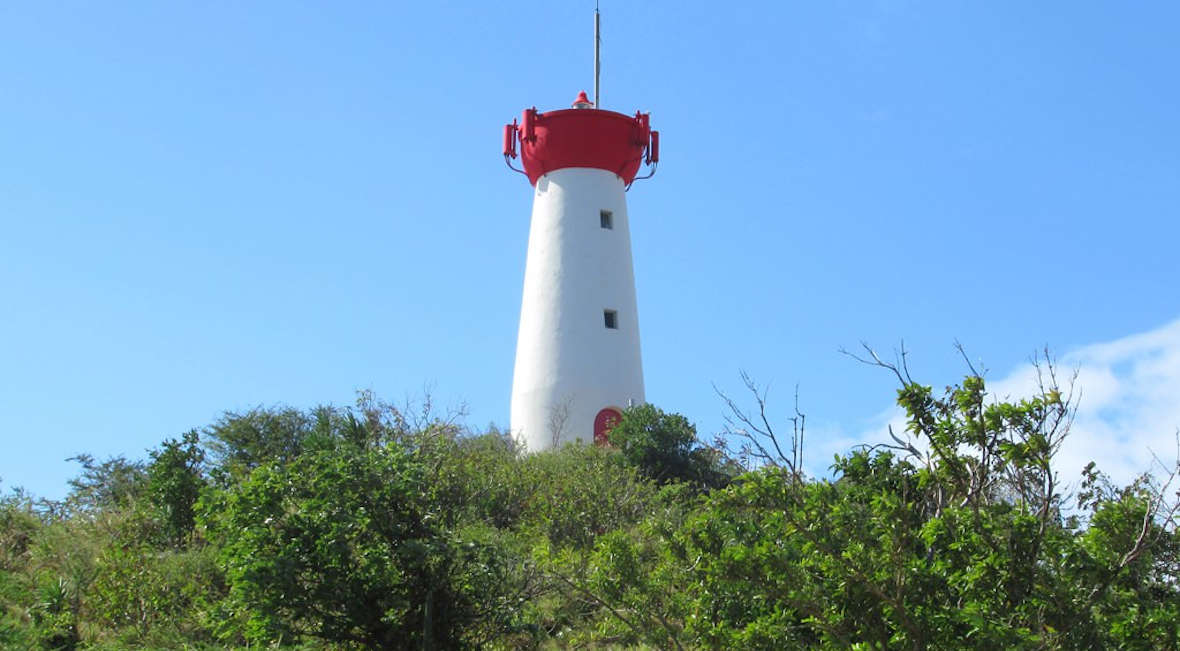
2;362;1178;649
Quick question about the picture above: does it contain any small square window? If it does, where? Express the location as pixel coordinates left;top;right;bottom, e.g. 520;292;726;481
600;210;613;229
603;309;618;329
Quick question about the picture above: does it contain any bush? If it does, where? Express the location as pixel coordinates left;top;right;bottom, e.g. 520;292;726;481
608;404;730;488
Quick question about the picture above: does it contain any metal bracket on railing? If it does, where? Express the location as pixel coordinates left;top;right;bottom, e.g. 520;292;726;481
504;154;527;176
626;130;659;189
503;120;527;176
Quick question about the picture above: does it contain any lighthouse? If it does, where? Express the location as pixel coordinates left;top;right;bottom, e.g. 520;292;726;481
502;82;659;451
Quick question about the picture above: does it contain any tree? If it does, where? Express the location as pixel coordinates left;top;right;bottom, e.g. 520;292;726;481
203;439;519;648
146;430;206;547
608;403;730;488
625;350;1180;649
63;454;146;515
202;406;315;478
203;392;467;481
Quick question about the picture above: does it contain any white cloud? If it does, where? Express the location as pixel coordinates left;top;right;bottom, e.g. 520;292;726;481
1047;319;1180;486
816;318;1180;488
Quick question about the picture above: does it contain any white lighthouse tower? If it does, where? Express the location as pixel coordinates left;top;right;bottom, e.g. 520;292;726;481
503;84;659;451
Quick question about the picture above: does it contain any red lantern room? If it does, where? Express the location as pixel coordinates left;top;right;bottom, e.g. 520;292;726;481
503;91;659;187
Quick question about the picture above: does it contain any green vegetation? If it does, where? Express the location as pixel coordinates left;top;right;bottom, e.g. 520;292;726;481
1;358;1177;649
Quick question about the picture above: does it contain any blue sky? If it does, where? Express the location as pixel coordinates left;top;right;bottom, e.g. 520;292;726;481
2;2;1177;500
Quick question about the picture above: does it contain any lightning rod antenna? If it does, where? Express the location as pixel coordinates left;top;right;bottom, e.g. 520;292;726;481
594;3;601;108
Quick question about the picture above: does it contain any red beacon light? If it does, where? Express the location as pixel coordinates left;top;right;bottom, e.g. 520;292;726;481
572;90;594;108
503;91;659;188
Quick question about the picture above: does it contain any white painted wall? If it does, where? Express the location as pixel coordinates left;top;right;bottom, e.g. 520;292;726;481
511;167;645;451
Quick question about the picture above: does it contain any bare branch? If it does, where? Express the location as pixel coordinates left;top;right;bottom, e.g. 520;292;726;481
714;372;805;478
953;339;985;378
839;340;919;387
